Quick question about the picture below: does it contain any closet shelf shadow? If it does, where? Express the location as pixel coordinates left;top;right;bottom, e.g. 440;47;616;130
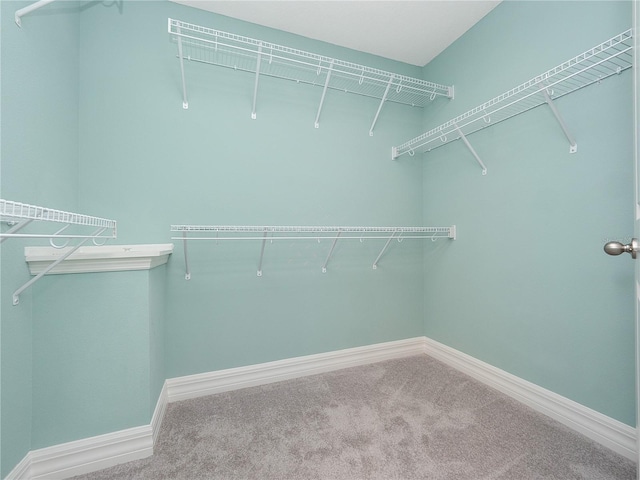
168;18;454;135
0;199;117;305
392;29;634;174
171;225;456;279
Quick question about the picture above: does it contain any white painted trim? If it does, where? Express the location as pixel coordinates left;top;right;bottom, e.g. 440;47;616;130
6;336;635;479
166;337;426;402
422;336;637;461
27;426;153;480
24;244;173;275
4;451;31;480
151;383;169;446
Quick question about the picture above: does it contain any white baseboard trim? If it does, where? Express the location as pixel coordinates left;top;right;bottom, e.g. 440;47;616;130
166;337;427;402
6;335;636;479
21;425;153;480
151;383;169;446
3;452;31;480
422;336;637;461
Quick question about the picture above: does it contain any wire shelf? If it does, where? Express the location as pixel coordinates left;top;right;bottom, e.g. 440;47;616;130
1;199;118;305
171;225;456;240
1;199;116;229
392;29;633;159
168;18;453;128
172;224;455;278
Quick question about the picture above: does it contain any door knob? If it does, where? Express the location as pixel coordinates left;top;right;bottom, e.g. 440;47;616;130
604;238;639;259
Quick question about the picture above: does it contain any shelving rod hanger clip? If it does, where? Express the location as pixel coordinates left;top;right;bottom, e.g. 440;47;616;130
454;124;487;175
257;230;268;277
12;227;106;306
322;230;341;273
0;218;34;244
176;23;189;109
542;88;577;153
251;43;263;120
372;230;397;269
369;75;394;136
182;231;191;280
314;60;335;129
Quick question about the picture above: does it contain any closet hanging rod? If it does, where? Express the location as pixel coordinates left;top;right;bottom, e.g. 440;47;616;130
392;28;633;161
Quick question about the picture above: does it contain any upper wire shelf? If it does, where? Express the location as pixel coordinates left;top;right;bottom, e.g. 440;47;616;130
392;29;633;161
172;225;456;278
168;18;454;134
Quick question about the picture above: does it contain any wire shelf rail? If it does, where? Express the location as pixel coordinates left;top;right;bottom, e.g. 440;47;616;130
172;224;456;278
392;29;633;171
168;18;454;134
1;199;117;305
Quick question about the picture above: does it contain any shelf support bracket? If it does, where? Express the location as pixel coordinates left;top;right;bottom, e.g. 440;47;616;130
12;227;106;306
15;0;55;27
542;89;577;153
0;219;34;244
257;230;268;277
314;60;335;129
369;75;394;136
322;230;341;273
251;43;263;119
372;230;398;269
182;231;191;280
176;25;189;109
455;124;488;175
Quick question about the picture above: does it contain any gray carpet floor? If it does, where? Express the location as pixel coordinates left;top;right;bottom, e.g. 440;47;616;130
72;355;636;479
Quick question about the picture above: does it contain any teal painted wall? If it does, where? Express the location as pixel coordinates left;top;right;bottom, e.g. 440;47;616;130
1;0;637;475
31;271;152;448
420;1;635;425
0;1;80;476
149;265;166;408
76;1;427;380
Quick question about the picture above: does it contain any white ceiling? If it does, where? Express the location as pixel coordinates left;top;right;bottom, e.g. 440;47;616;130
170;1;501;66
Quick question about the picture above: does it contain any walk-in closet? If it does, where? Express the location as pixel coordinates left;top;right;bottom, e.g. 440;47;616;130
1;1;637;478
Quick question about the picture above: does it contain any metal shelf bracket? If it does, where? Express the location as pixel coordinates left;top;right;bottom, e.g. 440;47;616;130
315;60;335;129
12;227;107;305
15;0;55;27
542;88;577;153
455;124;488;175
322;230;342;273
369;75;394;136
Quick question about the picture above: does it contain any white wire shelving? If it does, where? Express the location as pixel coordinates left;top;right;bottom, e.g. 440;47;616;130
171;224;456;279
392;29;634;174
1;199;117;305
168;18;454;135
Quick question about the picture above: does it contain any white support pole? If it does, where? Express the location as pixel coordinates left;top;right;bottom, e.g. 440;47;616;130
257;230;268;277
176;26;189;109
314;60;335;129
322;231;341;273
182;231;191;280
542;89;577;153
455;125;488;175
15;0;55;27
251;43;263;120
369;75;394;136
372;231;397;269
12;227;105;305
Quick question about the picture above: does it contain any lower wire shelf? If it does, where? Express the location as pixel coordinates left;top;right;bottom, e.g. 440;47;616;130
171;225;456;278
